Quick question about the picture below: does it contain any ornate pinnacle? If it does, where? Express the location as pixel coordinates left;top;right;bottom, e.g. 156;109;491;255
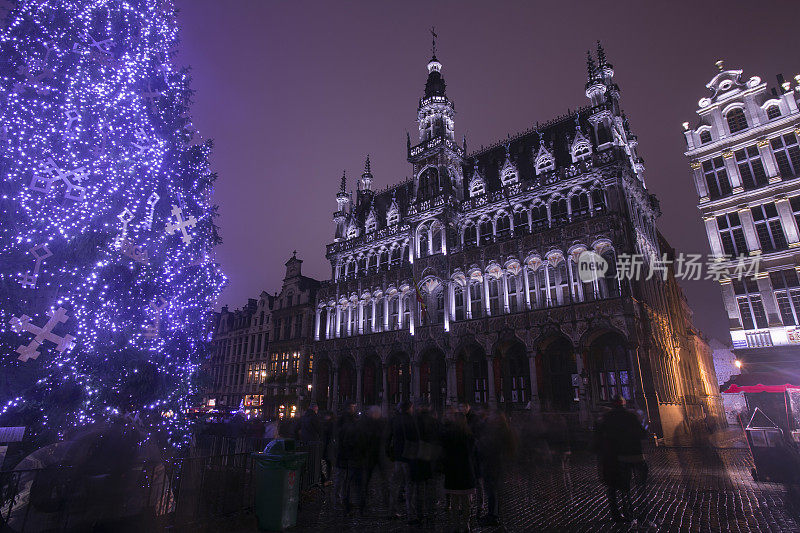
586;50;595;81
596;41;606;68
339;170;346;193
364;154;371;174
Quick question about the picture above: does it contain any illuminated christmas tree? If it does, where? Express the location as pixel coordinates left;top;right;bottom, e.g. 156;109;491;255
0;0;225;448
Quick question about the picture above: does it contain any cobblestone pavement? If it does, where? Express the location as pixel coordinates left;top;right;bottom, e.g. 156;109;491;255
279;445;798;533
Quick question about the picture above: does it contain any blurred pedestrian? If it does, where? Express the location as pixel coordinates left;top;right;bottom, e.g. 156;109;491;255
334;402;358;507
361;405;391;514
440;410;476;533
299;402;322;444
321;410;334;484
412;402;440;526
388;401;418;522
476;410;516;527
595;394;648;523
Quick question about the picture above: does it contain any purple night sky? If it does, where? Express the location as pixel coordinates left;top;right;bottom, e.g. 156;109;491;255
175;0;798;343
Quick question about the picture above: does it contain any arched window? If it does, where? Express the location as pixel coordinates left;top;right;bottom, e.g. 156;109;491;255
550;198;569;225
431;225;443;255
365;216;377;233
766;105;781;121
463;223;477;248
347;224;359;239
469;281;483;318
387;209;399;226
379;249;388;271
454;285;465;321
389;297;400;330
402;293;412;329
726;108;748;134
570;192;590;219
596;123;611;145
508;273;521;312
573;143;591;162
357;255;366;274
470;180;485;197
531;205;548;229
347;258;357;278
488;276;501;315
375;297;384;332
435;290;445;324
479;219;493;245
699;130;712;144
389;246;401;269
536;156;554;174
418;228;429;258
591;189;606;213
496;213;511;240
513;209;529;235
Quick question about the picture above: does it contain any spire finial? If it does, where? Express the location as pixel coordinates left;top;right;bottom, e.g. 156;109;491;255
365;154;371;174
340;170;346;193
430;26;438;59
586;50;595;81
596;41;606;68
715;60;724;72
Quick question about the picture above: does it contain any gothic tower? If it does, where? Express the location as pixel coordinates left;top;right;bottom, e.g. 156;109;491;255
408;37;465;204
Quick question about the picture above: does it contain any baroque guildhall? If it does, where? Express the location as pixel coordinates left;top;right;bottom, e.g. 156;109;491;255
310;42;723;443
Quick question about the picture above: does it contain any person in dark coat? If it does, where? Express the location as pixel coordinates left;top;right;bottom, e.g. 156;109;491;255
360;406;391;514
299;403;322;444
320;410;334;484
441;410;476;533
412;402;440;526
476;410;516;527
334;403;357;506
595;395;648;522
388;401;418;522
338;405;367;515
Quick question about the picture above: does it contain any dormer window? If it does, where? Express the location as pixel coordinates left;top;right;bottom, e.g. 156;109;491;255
347;224;359;239
470;180;484;197
500;167;517;186
536;156;554;175
387;210;399;226
699;130;712;144
572;143;591;162
766;105;781;120
726;108;748;134
365;214;377;233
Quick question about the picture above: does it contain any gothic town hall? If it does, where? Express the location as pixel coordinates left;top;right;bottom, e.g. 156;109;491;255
309;44;722;444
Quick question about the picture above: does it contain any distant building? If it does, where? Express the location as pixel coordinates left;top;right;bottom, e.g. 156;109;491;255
206;291;273;416
684;62;800;435
205;253;320;419
310;43;723;443
263;253;320;418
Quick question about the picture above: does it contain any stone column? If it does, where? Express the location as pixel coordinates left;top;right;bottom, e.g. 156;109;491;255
486;357;497;408
446;358;457;407
335;306;342;338
465;282;473;319
527;352;540;410
703;216;726;258
484;276;491;315
544;265;552;306
523;268;532;309
775;196;800;246
574;351;589;425
356;362;364;408
314;308;321;341
502;273;510;313
756;273;783;327
398;295;405;330
381;364;390;415
384;297;390;331
311;368;319;403
723;151;743;191
757;139;780;180
411;361;420;402
443;280;451;331
347;305;353;336
690;162;709;199
737;207;761;254
357;302;364;335
371;299;377;333
331;367;339;411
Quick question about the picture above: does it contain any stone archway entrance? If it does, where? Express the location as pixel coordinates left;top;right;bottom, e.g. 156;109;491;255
315;358;331;411
494;338;531;411
387;352;411;406
338;357;356;405
455;343;489;406
537;336;578;412
585;331;633;408
419;348;447;412
362;354;382;407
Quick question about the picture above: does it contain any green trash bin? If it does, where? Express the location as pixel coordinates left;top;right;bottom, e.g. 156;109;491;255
252;439;308;531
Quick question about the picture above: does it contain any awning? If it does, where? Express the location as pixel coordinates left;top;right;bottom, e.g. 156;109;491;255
722;370;800;393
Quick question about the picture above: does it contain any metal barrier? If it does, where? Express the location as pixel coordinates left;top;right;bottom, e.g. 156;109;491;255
0;442;323;531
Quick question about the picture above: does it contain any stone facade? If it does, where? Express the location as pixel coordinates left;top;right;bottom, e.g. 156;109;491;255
311;44;722;443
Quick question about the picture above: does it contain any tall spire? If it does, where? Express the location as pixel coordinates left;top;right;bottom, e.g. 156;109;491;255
339;170;346;194
430;26;438;60
586;50;596;82
364;154;371;175
359;154;373;193
596;41;606;69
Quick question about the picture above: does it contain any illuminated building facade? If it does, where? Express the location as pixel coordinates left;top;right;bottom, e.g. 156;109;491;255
684;63;800;433
312;44;723;442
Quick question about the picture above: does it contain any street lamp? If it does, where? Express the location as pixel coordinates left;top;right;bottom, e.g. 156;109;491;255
734;360;743;369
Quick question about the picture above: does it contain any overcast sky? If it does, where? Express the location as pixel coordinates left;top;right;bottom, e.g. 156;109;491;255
175;0;799;343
